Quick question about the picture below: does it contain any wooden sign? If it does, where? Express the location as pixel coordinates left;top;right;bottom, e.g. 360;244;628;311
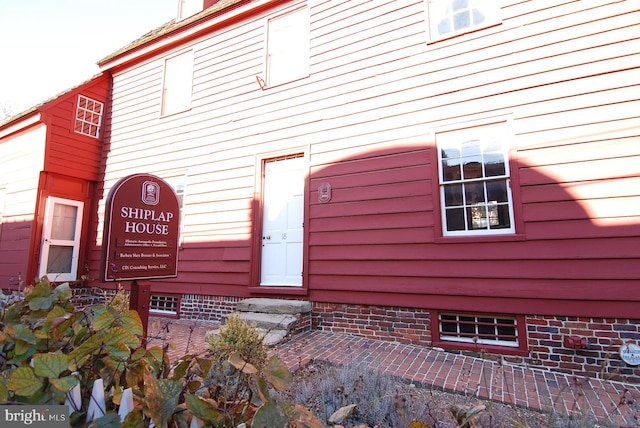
101;174;180;281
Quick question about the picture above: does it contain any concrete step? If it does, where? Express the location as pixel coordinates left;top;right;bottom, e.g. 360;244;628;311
227;311;298;331
205;327;288;348
236;298;312;315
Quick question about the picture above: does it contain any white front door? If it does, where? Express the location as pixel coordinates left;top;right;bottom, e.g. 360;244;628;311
260;156;305;287
39;197;84;282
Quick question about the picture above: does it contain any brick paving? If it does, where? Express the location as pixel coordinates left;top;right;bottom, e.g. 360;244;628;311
152;319;640;426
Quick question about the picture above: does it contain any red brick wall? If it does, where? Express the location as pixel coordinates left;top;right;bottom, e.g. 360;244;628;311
179;294;240;321
525;315;640;383
312;302;432;346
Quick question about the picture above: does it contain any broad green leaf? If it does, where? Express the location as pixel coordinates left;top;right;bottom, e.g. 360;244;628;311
7;324;37;344
53;282;72;301
143;371;183;428
6;345;36;365
92;310;116;331
264;355;291;391
8;366;43;397
33;352;69;378
25;279;51;301
107;342;131;361
119;310;144;336
184;394;223;423
101;326;141;349
49;375;79;393
121;409;145;428
228;351;257;374
255;376;270;404
42;305;71;333
328;404;357;424
68;335;102;361
29;295;55;311
252;400;289;428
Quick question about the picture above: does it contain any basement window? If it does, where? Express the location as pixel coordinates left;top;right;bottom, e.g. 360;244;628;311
149;294;180;318
434;312;527;354
74;95;104;138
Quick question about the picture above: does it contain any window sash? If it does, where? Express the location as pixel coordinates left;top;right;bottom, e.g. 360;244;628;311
162;51;194;116
427;0;501;41
74;95;103;138
437;123;515;236
439;313;519;347
267;7;310;86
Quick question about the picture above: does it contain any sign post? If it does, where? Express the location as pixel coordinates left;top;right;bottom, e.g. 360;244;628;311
100;174;180;342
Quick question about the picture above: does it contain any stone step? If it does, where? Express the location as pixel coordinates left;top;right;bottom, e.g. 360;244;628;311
227;311;298;331
236;298;312;315
205;327;288;348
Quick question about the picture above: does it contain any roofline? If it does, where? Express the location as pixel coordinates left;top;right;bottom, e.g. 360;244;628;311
0;113;42;140
98;0;286;72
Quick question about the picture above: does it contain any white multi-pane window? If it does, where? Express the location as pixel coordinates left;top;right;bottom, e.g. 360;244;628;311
266;6;310;87
177;0;203;20
161;50;194;116
439;313;519;348
426;0;501;41
74;95;104;138
437;122;514;236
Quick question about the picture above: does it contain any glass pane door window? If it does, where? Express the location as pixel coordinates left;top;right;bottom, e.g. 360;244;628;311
39;197;84;282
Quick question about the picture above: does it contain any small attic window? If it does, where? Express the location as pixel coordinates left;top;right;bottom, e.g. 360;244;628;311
74;95;104;138
178;0;204;20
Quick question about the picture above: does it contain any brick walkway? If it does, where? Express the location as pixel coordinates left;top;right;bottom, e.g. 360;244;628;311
149;319;640;426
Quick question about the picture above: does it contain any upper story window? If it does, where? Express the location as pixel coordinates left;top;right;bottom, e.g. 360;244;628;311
161;50;194;116
177;0;203;20
426;0;501;41
266;6;310;87
74;95;104;138
436;122;515;236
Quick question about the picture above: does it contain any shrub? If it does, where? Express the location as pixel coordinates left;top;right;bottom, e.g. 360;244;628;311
0;277;321;427
207;314;268;370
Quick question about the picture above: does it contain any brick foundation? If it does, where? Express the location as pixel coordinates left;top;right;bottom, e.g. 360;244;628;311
69;288;640;383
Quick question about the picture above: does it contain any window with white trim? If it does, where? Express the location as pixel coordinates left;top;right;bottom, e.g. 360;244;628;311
426;0;501;41
266;6;310;87
74;95;104;138
439;313;519;348
161;51;194;116
437;122;514;236
150;294;180;317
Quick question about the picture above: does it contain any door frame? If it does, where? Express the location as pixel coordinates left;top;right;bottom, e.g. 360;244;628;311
249;148;310;295
38;196;84;282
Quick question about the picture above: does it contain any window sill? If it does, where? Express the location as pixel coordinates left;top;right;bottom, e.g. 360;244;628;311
435;233;525;244
427;21;502;45
432;340;529;357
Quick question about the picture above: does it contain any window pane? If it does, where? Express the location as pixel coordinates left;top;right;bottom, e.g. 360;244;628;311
464;182;485;204
444;184;463;207
472;8;486;25
484;152;505;176
453;11;471;30
452;0;468;10
467;206;487;230
51;204;78;240
46;246;73;273
486;180;508;203
490;204;511;229
442;158;461;181
445;207;465;231
462;156;482;179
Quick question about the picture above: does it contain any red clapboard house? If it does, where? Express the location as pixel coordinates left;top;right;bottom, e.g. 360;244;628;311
0;75;110;291
2;0;638;382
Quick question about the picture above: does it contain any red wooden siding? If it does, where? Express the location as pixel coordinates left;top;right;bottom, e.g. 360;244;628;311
91;0;640;318
42;75;110;182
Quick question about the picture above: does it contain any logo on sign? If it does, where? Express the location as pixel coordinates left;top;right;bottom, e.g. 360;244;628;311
142;181;160;205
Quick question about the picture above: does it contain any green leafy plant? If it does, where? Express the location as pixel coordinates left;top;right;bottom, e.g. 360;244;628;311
0;277;322;427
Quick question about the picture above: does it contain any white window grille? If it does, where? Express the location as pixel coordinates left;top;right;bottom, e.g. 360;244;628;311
436;122;515;236
150;294;180;316
161;51;194;116
426;0;501;41
266;6;310;87
439;313;519;347
74;95;104;138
